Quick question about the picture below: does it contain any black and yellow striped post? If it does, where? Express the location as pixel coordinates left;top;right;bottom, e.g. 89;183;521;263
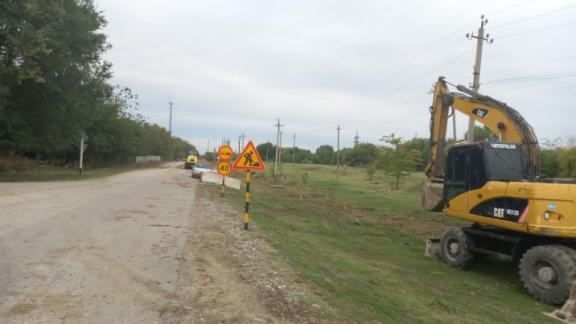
243;170;251;230
220;176;225;197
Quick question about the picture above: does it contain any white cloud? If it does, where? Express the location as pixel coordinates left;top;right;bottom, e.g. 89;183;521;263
97;0;576;150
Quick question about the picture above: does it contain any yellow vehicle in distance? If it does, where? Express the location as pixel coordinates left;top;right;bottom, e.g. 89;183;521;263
184;155;197;169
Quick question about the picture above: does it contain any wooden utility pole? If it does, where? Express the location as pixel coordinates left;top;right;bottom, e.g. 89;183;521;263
465;15;493;142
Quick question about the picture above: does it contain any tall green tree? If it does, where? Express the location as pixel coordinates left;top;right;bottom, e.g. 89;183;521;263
343;143;378;166
0;1;196;167
314;145;334;165
540;149;559;178
256;142;275;162
399;137;429;171
1;0;111;159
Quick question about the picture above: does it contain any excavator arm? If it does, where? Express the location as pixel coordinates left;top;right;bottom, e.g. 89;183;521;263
422;77;540;211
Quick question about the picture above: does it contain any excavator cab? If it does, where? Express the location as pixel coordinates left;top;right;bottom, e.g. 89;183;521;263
444;142;526;204
424;141;527;212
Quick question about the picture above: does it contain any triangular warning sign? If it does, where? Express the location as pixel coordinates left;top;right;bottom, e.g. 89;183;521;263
233;140;266;171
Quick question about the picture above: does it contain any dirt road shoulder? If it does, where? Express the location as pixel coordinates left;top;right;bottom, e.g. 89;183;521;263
160;183;328;323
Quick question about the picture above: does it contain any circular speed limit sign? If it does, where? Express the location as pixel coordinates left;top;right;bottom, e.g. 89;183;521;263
217;145;234;161
217;161;232;176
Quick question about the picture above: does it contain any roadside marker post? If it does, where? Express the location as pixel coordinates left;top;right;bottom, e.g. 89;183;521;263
220;177;225;197
232;140;266;230
217;145;234;197
244;170;251;230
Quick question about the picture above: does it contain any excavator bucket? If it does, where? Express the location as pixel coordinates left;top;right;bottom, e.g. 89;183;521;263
424;238;441;259
547;281;576;323
422;181;444;212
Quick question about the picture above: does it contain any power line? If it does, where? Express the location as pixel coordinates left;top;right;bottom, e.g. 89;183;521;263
385;9;575;90
370;22;476;89
352;1;542;97
499;19;576;38
483;75;576;92
491;3;576;29
485;0;539;15
484;70;576;83
370;0;539;89
388;46;475;93
483;71;576;85
490;55;576;74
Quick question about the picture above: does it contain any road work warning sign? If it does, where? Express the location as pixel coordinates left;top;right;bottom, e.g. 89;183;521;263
233;140;266;171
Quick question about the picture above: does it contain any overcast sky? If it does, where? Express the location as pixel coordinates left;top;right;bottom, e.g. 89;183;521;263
95;0;576;153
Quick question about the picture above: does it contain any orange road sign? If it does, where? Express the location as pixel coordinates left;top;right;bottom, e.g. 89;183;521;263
217;161;233;176
233;140;266;171
217;145;234;161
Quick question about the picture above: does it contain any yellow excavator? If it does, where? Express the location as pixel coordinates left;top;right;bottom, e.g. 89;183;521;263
423;77;576;307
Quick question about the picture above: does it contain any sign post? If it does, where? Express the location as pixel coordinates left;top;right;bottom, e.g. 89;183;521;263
233;140;266;230
217;145;234;197
79;130;88;175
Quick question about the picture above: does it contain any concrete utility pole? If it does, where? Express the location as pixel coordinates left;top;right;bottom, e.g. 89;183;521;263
336;125;341;174
292;133;296;163
278;131;283;174
240;132;245;149
168;100;174;160
465;15;493;142
168;100;173;136
273;119;283;177
237;135;241;157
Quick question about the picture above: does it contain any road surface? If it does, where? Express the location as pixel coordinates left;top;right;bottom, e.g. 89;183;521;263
0;164;315;323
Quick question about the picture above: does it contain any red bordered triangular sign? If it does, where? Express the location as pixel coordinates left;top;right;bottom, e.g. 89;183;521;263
233;140;266;170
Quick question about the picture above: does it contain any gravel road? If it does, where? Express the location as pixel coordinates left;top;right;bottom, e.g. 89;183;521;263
0;163;317;323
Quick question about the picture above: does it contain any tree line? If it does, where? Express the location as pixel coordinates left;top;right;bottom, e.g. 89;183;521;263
256;136;428;168
0;0;195;168
255;136;427;189
540;141;576;178
256;125;576;188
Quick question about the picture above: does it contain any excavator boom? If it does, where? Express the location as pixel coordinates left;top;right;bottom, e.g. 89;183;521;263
423;77;540;211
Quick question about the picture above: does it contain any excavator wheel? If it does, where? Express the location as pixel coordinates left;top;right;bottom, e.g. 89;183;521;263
519;245;576;304
439;227;474;270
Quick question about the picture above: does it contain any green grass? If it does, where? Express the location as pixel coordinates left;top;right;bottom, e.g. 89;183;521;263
220;164;556;323
0;163;161;182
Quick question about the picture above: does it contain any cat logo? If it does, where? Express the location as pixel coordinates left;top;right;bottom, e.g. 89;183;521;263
473;108;488;118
